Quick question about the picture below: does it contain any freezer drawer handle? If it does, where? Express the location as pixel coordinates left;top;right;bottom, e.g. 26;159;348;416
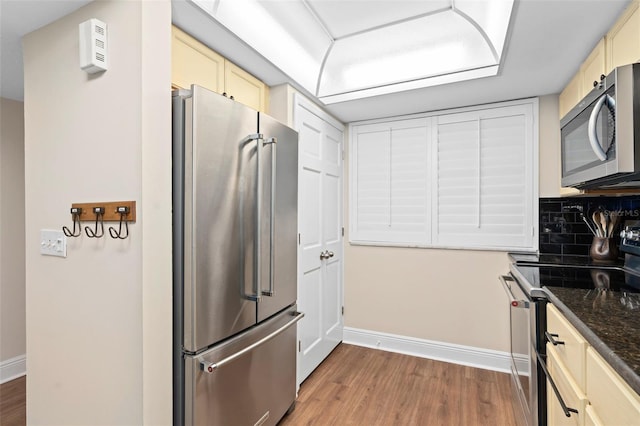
199;311;304;373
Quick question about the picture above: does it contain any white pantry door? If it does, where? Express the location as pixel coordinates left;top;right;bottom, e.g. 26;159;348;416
294;94;344;386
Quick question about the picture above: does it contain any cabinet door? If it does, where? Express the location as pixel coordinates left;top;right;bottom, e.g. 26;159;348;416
559;72;582;119
224;60;268;113
580;38;606;96
584;404;603;426
546;304;588;393
606;0;640;72
586;347;640;425
547;346;587;426
171;26;224;93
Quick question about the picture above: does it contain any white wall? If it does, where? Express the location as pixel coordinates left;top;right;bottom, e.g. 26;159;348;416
23;1;172;424
343;94;560;355
0;97;26;380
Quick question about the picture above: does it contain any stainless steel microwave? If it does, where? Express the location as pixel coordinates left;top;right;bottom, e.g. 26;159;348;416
561;63;640;189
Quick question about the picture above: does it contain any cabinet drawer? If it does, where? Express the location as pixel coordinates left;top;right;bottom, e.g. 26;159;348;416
547;304;588;392
547;345;588;426
586;347;640;425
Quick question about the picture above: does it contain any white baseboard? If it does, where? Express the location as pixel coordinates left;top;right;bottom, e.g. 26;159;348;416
0;354;26;384
343;327;514;373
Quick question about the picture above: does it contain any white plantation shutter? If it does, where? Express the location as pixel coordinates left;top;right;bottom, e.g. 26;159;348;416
349;99;536;251
433;104;534;249
351;119;429;244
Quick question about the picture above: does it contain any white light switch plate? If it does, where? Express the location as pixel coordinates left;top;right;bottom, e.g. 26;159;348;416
40;229;67;258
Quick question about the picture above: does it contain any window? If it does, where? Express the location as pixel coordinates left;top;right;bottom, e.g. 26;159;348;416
349;99;538;251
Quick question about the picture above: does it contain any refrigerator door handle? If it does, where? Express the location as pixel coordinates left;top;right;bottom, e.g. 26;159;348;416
243;133;264;302
262;137;277;297
255;133;264;302
199;311;304;373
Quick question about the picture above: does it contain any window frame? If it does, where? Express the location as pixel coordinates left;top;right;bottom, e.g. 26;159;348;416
348;97;539;252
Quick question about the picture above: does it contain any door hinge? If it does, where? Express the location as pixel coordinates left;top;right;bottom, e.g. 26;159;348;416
298;340;301;352
298;233;301;245
341;306;344;315
342;227;344;237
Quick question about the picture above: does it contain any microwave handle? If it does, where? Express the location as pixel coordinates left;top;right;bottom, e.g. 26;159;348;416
588;93;615;161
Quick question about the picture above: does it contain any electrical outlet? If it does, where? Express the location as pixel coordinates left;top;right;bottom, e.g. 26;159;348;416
40;229;67;258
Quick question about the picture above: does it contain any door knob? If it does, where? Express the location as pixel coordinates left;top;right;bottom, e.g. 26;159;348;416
320;250;334;260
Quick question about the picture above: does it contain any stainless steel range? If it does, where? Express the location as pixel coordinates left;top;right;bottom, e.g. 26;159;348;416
501;220;640;426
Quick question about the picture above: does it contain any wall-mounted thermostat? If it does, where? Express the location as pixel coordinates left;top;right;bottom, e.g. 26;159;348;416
79;18;108;74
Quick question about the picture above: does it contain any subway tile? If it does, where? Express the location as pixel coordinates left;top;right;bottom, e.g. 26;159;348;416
563;244;591;256
540;243;561;255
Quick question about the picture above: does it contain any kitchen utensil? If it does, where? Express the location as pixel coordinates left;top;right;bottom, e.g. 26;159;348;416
599;211;609;237
581;213;598;236
592;211;603;237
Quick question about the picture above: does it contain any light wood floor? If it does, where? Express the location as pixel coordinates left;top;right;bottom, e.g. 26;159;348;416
0;375;26;426
279;343;518;426
0;345;518;426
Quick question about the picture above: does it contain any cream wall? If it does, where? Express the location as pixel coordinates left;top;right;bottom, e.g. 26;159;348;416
0;98;26;368
343;94;560;353
23;1;171;424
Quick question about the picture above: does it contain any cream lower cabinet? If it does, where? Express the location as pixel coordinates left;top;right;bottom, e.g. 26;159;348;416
547;345;588;426
547;304;640;425
171;25;269;113
586;347;640;425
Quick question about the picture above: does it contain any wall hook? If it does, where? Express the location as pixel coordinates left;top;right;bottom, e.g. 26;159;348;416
85;207;105;238
108;206;130;239
62;207;83;237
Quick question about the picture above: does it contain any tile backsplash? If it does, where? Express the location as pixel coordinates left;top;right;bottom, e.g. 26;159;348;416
539;195;640;258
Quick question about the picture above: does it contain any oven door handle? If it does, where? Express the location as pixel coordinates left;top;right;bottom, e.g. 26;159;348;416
499;275;529;308
534;349;579;418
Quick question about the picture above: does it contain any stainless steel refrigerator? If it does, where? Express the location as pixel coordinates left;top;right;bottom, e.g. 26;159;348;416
172;85;302;426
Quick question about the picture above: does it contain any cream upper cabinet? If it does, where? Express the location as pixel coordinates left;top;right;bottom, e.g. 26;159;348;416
581;38;607;96
559;72;582;120
558;38;606;120
606;0;640;72
171;25;269;113
224;61;268;113
559;0;640;119
171;26;224;93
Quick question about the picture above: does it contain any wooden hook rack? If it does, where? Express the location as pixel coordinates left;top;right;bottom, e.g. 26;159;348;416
70;201;136;222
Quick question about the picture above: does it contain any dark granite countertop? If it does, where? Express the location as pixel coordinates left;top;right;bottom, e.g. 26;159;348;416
509;252;625;268
545;287;640;396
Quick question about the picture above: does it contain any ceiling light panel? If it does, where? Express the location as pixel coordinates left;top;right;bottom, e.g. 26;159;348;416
213;0;332;91
190;0;515;103
306;0;451;39
454;0;514;58
318;10;496;98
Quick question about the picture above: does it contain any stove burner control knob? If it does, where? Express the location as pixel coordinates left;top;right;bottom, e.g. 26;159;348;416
621;229;640;241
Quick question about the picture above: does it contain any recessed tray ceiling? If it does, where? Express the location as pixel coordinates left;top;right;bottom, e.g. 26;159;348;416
195;0;514;104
